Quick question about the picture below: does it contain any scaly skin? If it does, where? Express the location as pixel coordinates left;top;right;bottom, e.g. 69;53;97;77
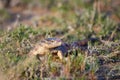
29;38;63;59
29;38;89;59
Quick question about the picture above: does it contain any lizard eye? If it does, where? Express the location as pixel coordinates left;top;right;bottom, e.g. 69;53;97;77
51;40;55;42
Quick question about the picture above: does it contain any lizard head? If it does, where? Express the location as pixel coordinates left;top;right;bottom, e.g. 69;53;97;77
29;38;62;56
39;38;62;48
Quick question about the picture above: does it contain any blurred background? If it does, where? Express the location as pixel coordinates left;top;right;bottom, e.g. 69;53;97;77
0;0;120;30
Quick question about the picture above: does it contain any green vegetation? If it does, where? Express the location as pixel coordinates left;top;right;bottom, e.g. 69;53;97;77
0;0;120;80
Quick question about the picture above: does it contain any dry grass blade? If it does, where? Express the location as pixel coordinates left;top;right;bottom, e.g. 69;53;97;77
6;55;37;80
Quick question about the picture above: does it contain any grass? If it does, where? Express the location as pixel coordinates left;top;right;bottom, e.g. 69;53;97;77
0;0;120;80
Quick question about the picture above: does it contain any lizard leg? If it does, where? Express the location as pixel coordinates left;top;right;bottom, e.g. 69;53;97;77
57;50;63;60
